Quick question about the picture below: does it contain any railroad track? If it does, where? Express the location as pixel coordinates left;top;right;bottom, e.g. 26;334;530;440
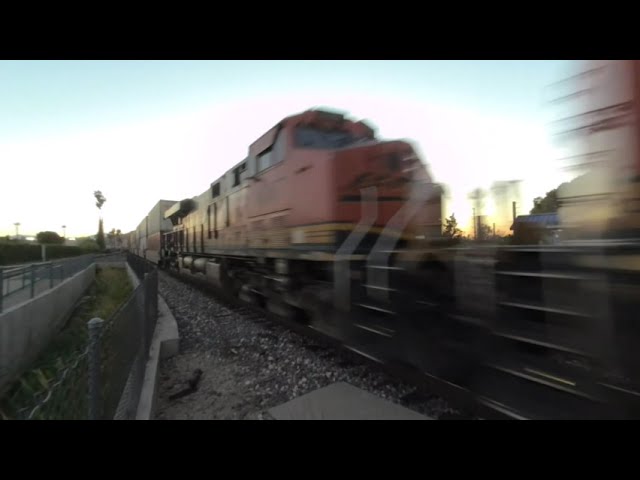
161;248;640;420
472;245;640;419
161;267;496;420
155;269;467;419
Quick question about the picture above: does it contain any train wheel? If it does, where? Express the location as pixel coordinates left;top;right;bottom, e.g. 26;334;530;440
265;292;307;322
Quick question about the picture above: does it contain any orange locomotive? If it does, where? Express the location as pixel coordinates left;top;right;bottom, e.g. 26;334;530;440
159;108;445;319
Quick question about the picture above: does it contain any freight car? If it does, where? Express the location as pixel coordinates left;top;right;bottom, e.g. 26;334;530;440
125;200;176;261
155;108;446;326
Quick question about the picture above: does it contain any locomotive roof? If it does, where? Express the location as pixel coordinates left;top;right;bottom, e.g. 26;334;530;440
249;108;375;158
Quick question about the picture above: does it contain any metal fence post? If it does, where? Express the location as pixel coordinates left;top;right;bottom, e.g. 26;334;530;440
142;272;149;353
30;265;35;298
88;317;104;420
0;267;4;313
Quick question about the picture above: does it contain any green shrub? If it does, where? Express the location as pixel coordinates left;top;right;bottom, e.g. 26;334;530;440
0;244;41;265
36;232;64;245
0;244;97;266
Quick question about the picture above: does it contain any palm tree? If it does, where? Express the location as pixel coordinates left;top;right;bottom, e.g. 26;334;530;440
94;191;107;250
94;191;106;212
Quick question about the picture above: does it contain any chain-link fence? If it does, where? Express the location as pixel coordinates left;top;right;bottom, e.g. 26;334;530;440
3;346;90;420
1;254;158;420
96;265;158;420
126;252;157;279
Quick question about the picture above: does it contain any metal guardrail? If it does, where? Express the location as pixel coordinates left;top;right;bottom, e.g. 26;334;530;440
0;252;124;313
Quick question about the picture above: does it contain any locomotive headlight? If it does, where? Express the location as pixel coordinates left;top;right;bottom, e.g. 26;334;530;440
275;259;289;275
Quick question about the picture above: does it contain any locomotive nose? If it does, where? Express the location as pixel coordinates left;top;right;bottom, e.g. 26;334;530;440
334;141;432;201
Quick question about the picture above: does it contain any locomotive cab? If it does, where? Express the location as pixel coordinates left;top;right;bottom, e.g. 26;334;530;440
245;108;443;254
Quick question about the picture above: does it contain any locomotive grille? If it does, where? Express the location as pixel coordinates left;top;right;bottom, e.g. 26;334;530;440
248;217;289;248
249;220;266;248
270;216;288;248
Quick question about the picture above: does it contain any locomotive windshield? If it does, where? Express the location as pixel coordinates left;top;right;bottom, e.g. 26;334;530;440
294;126;365;149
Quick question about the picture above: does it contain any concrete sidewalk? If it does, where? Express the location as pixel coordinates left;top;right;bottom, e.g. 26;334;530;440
268;382;431;420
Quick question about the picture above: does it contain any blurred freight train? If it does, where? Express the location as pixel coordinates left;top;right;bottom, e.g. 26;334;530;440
126;76;640;419
127;107;446;320
551;60;640;240
126;200;176;264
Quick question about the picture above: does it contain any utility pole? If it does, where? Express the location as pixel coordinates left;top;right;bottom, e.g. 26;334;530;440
62;225;67;239
512;201;517;223
473;208;477;240
14;222;20;238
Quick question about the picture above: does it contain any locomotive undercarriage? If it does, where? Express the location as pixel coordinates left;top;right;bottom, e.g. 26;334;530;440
163;246;464;375
158;240;640;419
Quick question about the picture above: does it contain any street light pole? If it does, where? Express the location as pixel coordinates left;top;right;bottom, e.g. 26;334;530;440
473;208;476;240
62;225;67;239
13;222;20;238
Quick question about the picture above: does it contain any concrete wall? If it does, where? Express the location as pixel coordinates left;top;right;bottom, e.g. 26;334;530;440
136;295;180;420
0;264;96;395
125;262;140;289
0;258;166;418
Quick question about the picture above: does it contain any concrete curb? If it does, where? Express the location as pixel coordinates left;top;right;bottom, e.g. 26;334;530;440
268;382;431;420
135;295;180;420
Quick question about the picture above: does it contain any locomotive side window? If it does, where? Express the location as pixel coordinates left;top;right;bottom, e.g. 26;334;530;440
257;148;272;172
233;163;246;187
219;199;226;229
271;129;286;164
294;126;361;149
256;130;286;173
214;202;218;238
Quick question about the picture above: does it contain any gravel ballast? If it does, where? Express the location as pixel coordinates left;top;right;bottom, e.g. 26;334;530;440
155;272;465;420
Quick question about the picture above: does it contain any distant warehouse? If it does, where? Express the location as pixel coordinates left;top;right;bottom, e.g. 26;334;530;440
510;213;560;244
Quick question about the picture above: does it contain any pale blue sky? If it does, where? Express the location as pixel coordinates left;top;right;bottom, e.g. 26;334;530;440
1;60;568;138
0;60;575;237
